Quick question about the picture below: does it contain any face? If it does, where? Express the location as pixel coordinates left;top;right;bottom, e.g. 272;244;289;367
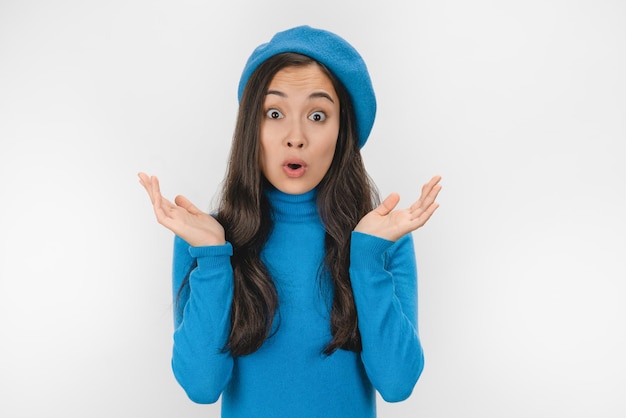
259;63;340;195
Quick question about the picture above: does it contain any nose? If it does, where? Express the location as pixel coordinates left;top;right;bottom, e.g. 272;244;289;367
285;119;306;148
287;139;304;148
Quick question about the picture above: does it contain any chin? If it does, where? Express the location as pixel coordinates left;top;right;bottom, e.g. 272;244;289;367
277;185;315;195
268;180;317;195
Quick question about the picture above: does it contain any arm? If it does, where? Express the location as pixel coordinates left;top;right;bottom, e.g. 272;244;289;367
351;175;441;401
350;232;423;402
137;173;232;402
171;235;234;404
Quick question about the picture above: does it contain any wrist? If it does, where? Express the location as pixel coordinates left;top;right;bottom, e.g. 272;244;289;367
190;237;226;247
184;230;226;247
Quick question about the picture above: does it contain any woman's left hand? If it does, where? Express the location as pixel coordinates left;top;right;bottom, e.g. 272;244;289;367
354;175;442;242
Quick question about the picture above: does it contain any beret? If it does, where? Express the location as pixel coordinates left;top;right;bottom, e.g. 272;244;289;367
237;25;376;148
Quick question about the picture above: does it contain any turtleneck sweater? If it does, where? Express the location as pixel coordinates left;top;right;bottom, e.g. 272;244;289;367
170;187;424;417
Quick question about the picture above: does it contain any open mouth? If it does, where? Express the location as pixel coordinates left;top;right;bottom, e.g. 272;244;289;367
283;160;306;178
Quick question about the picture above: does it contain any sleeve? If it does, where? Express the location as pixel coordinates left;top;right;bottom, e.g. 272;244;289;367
349;231;424;402
170;235;234;404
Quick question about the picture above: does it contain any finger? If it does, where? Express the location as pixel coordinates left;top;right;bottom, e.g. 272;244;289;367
174;195;204;215
151;175;162;199
412;201;440;226
150;177;176;220
421;175;441;197
410;176;442;212
137;172;149;184
429;175;442;186
152;194;179;227
138;172;157;204
374;193;401;216
422;183;442;207
410;179;441;222
410;184;442;217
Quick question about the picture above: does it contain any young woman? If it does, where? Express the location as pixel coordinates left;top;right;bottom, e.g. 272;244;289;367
139;25;441;418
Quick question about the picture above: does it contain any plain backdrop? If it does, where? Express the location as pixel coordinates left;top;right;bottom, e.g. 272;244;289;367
1;0;625;417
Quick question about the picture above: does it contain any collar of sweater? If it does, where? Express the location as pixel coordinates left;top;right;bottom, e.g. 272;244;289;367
266;187;319;223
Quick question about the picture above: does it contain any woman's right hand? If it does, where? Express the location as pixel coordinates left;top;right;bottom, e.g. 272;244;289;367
138;172;225;247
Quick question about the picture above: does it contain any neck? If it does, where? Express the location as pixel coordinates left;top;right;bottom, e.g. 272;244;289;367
265;187;318;223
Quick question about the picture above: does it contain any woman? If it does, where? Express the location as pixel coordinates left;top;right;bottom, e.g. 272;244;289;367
139;25;441;417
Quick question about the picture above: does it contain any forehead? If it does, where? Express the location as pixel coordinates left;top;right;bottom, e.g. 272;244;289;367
267;63;337;95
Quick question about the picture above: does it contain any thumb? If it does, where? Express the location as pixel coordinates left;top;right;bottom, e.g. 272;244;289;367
375;193;400;216
174;195;203;215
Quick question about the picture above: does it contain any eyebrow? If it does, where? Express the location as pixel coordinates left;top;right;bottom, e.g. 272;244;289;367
265;90;335;104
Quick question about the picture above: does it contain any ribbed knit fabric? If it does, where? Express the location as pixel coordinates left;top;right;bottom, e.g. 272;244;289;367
170;187;424;417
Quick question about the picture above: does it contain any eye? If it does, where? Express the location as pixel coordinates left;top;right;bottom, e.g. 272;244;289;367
309;111;326;122
266;109;283;119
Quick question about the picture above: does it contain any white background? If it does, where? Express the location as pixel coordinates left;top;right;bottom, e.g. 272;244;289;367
1;0;625;417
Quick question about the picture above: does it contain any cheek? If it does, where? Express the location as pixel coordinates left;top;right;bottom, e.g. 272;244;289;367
323;124;340;159
260;123;280;154
319;134;339;168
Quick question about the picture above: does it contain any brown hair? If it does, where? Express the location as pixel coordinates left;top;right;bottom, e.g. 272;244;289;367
179;52;379;356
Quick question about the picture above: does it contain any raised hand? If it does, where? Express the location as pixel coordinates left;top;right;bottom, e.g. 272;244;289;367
138;172;225;247
354;175;442;242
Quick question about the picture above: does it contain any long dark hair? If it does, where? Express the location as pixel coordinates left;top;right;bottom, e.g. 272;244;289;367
178;53;379;356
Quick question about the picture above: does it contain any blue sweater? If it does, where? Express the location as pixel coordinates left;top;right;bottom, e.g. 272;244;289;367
170;188;424;417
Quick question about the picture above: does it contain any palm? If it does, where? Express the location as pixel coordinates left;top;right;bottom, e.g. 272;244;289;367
355;176;442;242
138;173;225;247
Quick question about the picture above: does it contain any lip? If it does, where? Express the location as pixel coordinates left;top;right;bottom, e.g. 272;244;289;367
282;158;307;178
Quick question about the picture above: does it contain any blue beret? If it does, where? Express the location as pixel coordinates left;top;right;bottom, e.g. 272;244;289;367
237;25;376;148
